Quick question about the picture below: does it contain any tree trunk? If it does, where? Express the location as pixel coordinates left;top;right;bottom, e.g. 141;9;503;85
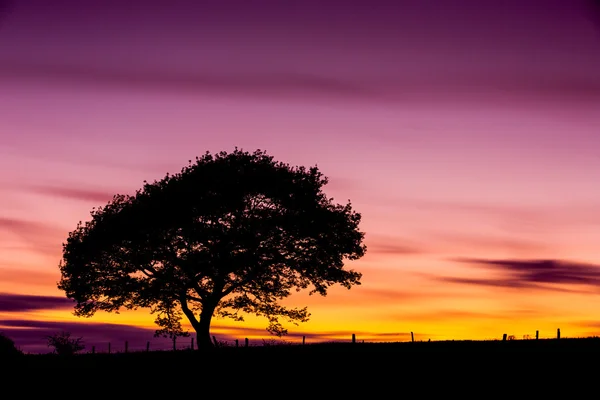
196;304;216;350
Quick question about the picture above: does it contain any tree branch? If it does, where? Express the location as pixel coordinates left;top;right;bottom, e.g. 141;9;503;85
179;293;200;330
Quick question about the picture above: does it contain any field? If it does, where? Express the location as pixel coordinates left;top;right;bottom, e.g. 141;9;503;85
4;339;598;394
8;337;600;366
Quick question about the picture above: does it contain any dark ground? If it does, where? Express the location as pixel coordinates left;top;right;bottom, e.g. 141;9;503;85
8;337;600;364
4;339;598;394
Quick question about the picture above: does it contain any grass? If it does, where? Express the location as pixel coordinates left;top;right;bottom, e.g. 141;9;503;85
4;339;598;394
7;337;600;367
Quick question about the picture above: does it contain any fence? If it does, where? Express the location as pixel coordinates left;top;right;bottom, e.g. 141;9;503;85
81;328;568;354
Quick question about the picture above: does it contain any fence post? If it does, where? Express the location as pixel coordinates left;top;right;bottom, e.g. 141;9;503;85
191;337;194;350
125;341;128;353
235;339;239;347
212;336;219;347
502;334;507;341
352;333;356;344
245;338;249;347
173;336;177;351
536;330;539;340
92;346;95;354
108;342;111;354
302;336;306;346
146;341;150;352
411;332;415;342
557;328;560;339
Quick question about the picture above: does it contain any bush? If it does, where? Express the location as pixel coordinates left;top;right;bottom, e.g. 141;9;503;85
0;332;22;356
46;331;85;355
262;338;293;347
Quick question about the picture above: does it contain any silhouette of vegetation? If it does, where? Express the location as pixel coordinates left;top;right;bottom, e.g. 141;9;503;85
8;338;600;372
0;331;22;356
152;302;190;340
46;331;85;355
58;149;366;350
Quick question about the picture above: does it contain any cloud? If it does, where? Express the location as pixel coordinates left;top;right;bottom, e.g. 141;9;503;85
394;198;600;233
391;308;543;323
367;243;423;256
27;185;115;204
0;217;66;257
0;267;59;288
424;233;547;255
0;217;62;240
265;328;418;343
0;318;419;354
0;292;74;312
364;234;424;257
0;319;175;354
1;58;599;105
0;60;383;103
357;287;468;302
439;258;600;292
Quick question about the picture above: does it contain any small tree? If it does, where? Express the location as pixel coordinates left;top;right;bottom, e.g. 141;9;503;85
46;331;85;355
152;300;190;349
58;149;366;350
0;332;22;356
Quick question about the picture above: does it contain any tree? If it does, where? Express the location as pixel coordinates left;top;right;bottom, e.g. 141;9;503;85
0;332;22;356
58;149;366;350
46;331;85;355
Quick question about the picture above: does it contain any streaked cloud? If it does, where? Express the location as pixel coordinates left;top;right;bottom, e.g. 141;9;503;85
439;258;600;292
27;185;115;204
425;232;548;256
366;240;423;257
0;217;66;258
391;308;543;323
0;61;383;103
1;59;599;104
394;198;600;232
0;292;74;312
0;319;173;354
0;267;59;288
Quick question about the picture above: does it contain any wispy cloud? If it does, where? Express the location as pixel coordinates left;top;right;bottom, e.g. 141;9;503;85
27;185;115;204
0;292;74;312
391;308;543;323
425;232;548;255
1;58;599;104
394;198;600;232
367;242;423;257
439;258;600;293
0;217;66;257
0;267;59;288
0;217;61;239
0;61;383;102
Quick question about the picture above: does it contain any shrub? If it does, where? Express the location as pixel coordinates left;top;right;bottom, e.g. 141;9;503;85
46;331;85;355
262;338;293;347
0;332;22;356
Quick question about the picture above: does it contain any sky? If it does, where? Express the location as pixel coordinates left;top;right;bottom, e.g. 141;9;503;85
1;0;600;353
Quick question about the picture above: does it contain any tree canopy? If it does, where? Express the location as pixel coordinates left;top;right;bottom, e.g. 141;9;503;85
58;149;366;349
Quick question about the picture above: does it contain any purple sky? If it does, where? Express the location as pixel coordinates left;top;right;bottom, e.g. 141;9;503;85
1;0;600;352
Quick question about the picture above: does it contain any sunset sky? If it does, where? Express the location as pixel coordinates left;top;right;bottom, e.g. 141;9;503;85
1;0;600;353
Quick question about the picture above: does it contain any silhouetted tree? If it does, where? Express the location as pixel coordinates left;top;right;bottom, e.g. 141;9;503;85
58;149;366;350
46;331;85;355
0;331;22;356
152;301;190;349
